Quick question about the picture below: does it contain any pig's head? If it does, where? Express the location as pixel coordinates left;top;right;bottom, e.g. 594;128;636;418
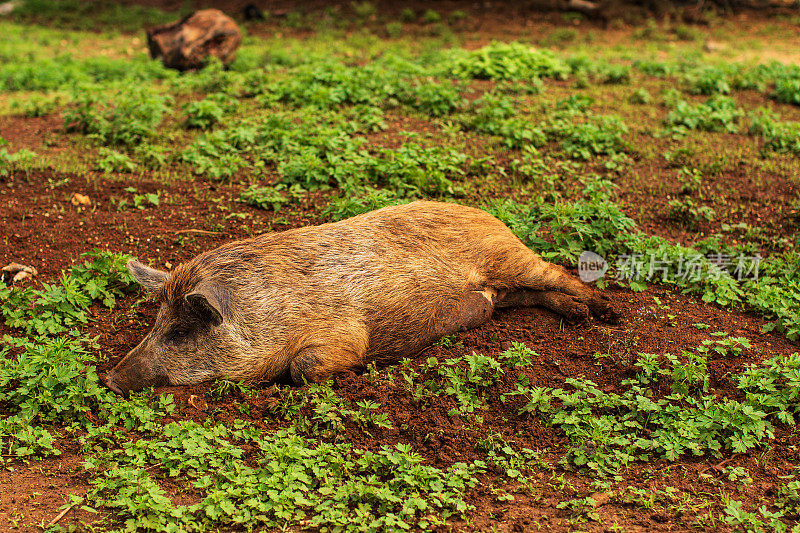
105;259;230;396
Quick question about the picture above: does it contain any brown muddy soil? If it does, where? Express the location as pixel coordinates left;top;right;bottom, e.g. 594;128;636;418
3;166;799;532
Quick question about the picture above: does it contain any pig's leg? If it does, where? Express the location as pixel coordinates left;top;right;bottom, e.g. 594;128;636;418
493;246;613;319
496;289;590;322
291;292;497;384
431;289;497;337
289;324;369;385
290;346;363;384
384;289;497;360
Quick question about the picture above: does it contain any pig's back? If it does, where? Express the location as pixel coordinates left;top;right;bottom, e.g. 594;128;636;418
195;201;525;361
255;202;520;359
261;201;513;293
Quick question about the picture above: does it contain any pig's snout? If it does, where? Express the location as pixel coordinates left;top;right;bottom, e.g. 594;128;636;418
104;371;127;397
105;341;169;396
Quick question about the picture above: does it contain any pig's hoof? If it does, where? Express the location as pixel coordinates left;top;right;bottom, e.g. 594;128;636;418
290;352;321;385
589;295;619;323
561;298;590;323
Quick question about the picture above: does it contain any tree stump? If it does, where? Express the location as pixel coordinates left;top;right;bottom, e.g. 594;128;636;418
146;9;242;71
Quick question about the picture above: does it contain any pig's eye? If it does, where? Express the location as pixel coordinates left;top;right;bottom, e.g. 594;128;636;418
165;327;191;344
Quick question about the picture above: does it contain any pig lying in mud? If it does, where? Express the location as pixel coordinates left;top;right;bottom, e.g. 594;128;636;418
105;201;613;395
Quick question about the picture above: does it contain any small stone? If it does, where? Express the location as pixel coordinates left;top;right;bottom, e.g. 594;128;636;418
188;394;208;411
588;492;610;507
2;262;37;283
70;192;91;206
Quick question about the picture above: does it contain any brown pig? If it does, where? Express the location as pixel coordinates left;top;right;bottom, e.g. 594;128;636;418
105;201;613;395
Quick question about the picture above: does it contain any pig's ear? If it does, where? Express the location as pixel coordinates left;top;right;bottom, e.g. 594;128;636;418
184;280;225;327
127;260;169;292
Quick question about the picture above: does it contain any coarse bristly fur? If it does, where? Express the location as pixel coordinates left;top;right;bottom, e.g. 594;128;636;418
105;201;615;395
